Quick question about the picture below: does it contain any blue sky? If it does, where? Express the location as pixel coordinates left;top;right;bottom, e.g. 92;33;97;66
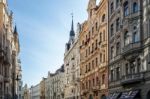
7;0;90;87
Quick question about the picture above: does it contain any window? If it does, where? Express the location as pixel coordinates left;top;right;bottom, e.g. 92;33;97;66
86;65;88;73
89;32;91;39
96;77;99;85
88;47;90;55
102;14;105;22
100;32;102;42
116;18;120;32
116;42;120;55
89;63;91;71
125;63;129;75
130;61;136;74
102;74;105;84
116;67;120;80
103;30;105;41
96;22;98;30
93;78;95;86
95;39;98;49
103;52;105;62
92;60;94;69
133;26;139;43
86;49;88;57
89;80;91;89
92;43;94;53
111;24;114;36
124;31;130;46
96;57;98;67
111;70;114;81
133;2;138;13
111;2;114;14
92;27;94;34
100;53;102;62
111;46;114;59
124;1;129;16
116;0;119;8
137;58;141;72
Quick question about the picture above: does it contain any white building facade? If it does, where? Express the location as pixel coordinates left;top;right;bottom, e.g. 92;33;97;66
30;84;40;99
64;17;81;99
45;65;65;99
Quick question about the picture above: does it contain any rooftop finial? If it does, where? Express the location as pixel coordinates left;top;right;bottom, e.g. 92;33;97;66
70;13;75;37
71;13;74;31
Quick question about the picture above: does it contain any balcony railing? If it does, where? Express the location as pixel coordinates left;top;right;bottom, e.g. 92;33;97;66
122;42;141;55
121;73;144;85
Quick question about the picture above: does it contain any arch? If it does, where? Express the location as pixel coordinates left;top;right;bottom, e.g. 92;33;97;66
89;94;93;99
147;91;150;99
101;94;107;99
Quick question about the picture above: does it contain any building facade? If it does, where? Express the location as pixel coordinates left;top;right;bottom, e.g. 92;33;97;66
0;0;21;99
108;0;150;99
40;78;46;99
30;84;40;99
22;84;30;99
79;0;108;99
45;65;65;99
64;17;81;99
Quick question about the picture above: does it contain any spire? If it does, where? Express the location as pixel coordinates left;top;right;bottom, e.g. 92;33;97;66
70;13;75;37
14;25;18;35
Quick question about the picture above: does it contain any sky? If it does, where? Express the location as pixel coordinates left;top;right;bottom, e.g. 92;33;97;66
7;0;100;87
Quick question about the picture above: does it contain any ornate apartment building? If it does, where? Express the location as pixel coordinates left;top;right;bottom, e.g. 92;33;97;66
64;17;81;99
79;0;108;99
45;65;65;99
0;0;21;99
108;0;150;99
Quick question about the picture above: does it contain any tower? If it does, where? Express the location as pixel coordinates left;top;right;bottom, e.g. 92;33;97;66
87;0;96;18
69;14;75;42
65;14;75;51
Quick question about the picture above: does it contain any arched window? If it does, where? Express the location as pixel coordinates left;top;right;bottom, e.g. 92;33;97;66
102;14;105;22
133;2;138;13
101;95;107;99
133;26;139;43
102;74;105;84
124;1;129;16
124;31;129;45
147;91;150;99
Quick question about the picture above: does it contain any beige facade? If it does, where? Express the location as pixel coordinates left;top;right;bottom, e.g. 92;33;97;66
64;19;81;99
40;78;46;99
108;0;150;99
22;84;30;99
45;65;65;99
0;0;21;99
79;0;108;99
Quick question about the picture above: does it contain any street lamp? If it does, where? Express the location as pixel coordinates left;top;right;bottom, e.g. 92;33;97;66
12;72;21;99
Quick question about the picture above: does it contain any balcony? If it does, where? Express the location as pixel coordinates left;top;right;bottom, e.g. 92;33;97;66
122;42;142;56
121;73;144;85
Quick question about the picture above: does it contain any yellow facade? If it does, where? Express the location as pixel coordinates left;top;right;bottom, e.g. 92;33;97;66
40;78;46;99
79;0;108;99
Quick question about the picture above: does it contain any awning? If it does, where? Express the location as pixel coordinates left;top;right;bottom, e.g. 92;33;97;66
119;90;140;99
107;92;121;99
